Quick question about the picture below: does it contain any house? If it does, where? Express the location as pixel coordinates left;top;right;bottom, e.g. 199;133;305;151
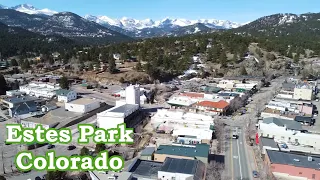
265;150;320;180
19;82;60;99
158;158;206;180
154;144;209;164
89;171;132;180
195;100;229;115
65;98;100;114
293;85;313;101
41;103;58;112
258;117;320;149
140;147;156;161
9;101;37;118
56;89;77;103
52;52;61;59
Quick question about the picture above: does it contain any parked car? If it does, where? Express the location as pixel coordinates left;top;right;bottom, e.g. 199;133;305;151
252;170;259;178
0;117;6;122
67;145;76;150
47;144;55;149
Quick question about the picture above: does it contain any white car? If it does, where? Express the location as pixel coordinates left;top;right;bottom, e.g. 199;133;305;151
316;99;319;102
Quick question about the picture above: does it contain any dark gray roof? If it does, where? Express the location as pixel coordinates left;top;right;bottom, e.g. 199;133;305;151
160;158;205;180
259;137;279;149
109;104;138;113
141;147;155;156
128;159;162;179
218;93;239;97
3;96;38;105
295;116;313;123
267;150;320;170
282;82;296;89
263;117;303;131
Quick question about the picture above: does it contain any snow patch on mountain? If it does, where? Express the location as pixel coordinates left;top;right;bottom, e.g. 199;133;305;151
84;15;242;30
11;4;58;16
278;14;297;24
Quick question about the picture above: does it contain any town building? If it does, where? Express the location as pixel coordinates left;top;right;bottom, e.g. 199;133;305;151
265;150;320;180
195;100;229;115
140;147;156;161
65;98;100;114
259;137;279;159
19;82;60;99
293;84;313;101
56;89;77;103
127;159;163;180
167;96;198;108
89;171;132;180
158;158;206;180
153;144;209;164
1;96;39;117
258;117;320;149
151;109;214;134
97;85;142;131
5;90;26;97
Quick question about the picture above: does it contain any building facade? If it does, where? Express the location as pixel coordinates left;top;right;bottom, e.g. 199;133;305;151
57;89;77;103
65;98;100;113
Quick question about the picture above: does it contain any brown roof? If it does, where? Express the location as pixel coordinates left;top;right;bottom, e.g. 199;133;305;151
180;92;204;98
196;100;229;109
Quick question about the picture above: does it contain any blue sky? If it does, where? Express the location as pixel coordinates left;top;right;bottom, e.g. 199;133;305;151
0;0;319;23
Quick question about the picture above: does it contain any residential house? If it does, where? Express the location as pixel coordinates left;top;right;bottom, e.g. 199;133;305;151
56;89;77;103
1;96;39;117
195;100;229;115
154;144;209;164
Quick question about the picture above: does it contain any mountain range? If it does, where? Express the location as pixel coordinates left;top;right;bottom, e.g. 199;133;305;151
0;3;243;38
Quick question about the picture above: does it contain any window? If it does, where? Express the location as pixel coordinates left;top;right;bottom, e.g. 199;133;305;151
312;174;316;179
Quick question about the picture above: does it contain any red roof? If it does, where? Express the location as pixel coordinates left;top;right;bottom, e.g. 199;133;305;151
180;92;204;98
196;100;229;109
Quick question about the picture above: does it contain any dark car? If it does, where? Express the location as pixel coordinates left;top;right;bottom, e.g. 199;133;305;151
47;144;55;149
35;176;42;180
71;154;78;156
252;170;259;178
67;145;76;150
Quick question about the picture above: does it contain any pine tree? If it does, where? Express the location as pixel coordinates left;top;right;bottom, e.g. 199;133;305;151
80;147;90;156
219;51;227;68
10;59;18;66
95;143;106;153
0;74;7;95
59;76;69;90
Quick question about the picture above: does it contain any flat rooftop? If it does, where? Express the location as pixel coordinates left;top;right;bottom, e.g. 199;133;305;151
155;144;209;158
267;150;320;170
68;98;100;105
109;104;138;113
260;137;279;149
128;159;162;179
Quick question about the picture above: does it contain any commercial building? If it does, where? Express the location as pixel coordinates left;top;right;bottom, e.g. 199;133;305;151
97;85;142;130
258;117;320;149
195;100;229;115
173;129;213;144
158;158;206;180
265;150;320;180
6;90;25;97
293;84;313;101
154;144;209;164
19;82;61;99
151;109;214;133
65;98;100;113
89;171;132;180
259;137;279;158
167;96;198;108
56;89;77;103
128;159;163;179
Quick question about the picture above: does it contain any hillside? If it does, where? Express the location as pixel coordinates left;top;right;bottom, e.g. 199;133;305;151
0;9;132;44
0;21;75;57
233;13;320;56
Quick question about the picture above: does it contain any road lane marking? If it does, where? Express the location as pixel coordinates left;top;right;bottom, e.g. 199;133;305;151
233;156;238;159
230;129;234;180
236;129;243;180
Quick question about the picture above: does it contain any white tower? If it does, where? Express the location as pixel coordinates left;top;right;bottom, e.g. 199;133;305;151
126;85;140;106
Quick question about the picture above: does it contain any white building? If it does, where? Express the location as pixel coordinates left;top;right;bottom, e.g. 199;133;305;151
173;128;213;143
266;101;299;113
65;98;100;114
19;82;60;99
6;90;25;97
97;85;141;130
293;86;313;100
118;86;146;105
258;117;320;149
56;89;77;103
217;80;235;90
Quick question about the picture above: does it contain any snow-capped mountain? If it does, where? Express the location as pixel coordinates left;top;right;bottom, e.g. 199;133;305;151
11;4;58;16
84;15;242;30
0;3;244;38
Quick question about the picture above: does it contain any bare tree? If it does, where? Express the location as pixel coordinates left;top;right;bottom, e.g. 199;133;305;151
214;117;225;154
206;161;224;180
